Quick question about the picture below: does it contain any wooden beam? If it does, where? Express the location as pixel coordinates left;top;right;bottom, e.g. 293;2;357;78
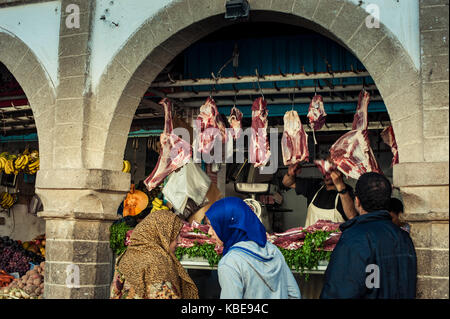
162;83;377;99
151;70;370;88
181;95;383;107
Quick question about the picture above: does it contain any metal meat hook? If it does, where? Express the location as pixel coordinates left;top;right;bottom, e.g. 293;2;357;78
255;68;264;100
291;87;295;111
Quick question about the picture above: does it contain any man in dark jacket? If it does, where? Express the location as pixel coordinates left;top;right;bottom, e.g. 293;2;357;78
320;172;417;299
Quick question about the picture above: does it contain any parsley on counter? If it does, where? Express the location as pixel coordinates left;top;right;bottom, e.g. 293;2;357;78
175;243;220;267
110;222;133;256
279;230;333;280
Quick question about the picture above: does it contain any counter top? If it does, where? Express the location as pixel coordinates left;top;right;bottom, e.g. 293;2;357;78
180;256;328;274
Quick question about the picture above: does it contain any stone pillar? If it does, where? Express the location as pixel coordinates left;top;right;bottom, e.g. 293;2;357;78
36;169;130;298
396;0;449;299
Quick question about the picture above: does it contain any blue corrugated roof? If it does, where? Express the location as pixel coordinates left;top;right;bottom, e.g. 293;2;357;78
183;34;383;117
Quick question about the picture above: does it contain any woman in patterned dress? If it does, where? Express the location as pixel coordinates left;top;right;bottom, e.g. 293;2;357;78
110;210;199;299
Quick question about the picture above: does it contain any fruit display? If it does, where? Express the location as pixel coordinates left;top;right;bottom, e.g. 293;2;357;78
150;197;169;213
0;192;18;209
0;149;39;175
0;236;44;277
122;160;131;173
0;246;32;277
0;262;45;299
22;234;46;259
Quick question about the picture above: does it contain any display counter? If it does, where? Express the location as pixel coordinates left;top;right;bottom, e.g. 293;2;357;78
180;256;327;274
180;256;327;299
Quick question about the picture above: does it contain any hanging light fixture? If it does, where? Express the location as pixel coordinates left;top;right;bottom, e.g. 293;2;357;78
225;0;250;20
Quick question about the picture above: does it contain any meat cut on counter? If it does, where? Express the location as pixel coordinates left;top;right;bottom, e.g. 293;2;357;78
268;220;342;251
144;99;192;191
381;125;399;166
281;110;309;166
196;97;227;154
250;97;271;168
177;221;223;255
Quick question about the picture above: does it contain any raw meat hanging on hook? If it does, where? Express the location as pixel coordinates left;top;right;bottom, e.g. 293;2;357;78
307;94;327;145
196;97;227;154
352;90;370;131
307;94;327;130
250;97;271;168
380;125;399;167
228;106;243;140
144;99;192;191
328;89;381;179
329;129;381;180
281;110;309;166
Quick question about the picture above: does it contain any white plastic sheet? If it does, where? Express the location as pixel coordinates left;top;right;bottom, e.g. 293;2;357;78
162;161;211;218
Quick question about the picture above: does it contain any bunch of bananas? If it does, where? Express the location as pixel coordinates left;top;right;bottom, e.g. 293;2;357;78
0;157;18;175
0;192;17;209
24;158;40;175
14;154;30;170
23;150;39;175
0;150;39;175
150;197;169;213
122;160;132;173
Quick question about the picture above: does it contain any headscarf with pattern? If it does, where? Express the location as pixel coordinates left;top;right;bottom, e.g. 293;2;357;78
117;210;199;299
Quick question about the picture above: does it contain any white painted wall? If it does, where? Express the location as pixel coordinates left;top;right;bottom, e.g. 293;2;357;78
0;1;61;88
348;0;420;69
0;204;45;242
89;0;421;90
90;0;173;90
0;0;420;91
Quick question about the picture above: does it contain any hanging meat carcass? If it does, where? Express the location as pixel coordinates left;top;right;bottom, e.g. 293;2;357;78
250;97;271;168
227;106;243;140
329;90;381;179
381;125;399;166
144;99;192;191
352;90;370;131
196;97;227;154
307;94;327;131
281;110;309;166
307;94;327;145
330;129;381;180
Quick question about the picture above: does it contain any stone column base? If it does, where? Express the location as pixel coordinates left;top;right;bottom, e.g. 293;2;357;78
35;169;130;299
38;213;118;299
394;162;449;299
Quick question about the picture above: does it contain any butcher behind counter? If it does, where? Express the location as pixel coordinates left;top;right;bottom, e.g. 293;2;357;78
282;162;358;227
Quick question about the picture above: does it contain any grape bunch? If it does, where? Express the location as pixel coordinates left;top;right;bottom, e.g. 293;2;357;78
0;247;31;277
0;236;33;277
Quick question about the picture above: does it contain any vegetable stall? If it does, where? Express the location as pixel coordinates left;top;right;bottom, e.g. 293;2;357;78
0;234;45;299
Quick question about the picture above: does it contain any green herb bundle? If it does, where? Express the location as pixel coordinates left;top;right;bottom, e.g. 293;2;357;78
175;242;221;267
279;230;333;280
175;230;338;280
110;222;133;256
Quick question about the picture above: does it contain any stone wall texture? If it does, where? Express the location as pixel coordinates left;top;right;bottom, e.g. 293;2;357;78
0;0;448;298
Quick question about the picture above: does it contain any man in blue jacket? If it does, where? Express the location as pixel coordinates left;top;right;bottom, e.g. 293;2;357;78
320;172;417;299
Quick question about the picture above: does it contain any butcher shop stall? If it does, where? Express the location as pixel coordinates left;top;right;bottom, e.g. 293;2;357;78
113;21;400;299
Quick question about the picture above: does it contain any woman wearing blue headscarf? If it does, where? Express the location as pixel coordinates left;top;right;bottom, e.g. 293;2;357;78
205;197;301;299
